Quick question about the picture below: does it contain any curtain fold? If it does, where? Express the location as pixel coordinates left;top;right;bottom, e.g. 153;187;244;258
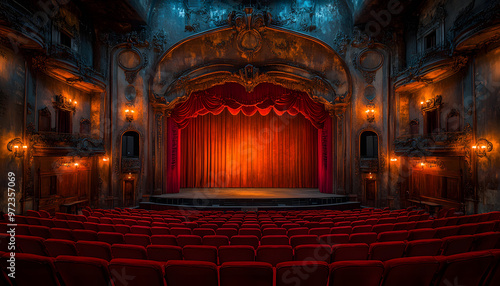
181;109;318;188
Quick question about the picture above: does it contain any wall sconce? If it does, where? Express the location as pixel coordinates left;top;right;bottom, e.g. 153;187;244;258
125;109;135;122
7;138;27;158
390;157;398;162
102;157;109;162
365;104;375;123
127;172;133;179
472;138;493;157
368;172;374;179
420;162;425;167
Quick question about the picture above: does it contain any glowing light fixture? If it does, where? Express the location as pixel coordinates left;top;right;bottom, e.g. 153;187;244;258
7;138;26;158
472;138;493;157
125;109;135;122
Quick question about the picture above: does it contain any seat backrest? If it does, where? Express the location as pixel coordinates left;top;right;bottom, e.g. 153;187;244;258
471;232;500;251
408;228;436;241
289;235;319;248
146;245;182;262
405;239;443;257
308;228;331;236
330;226;352;235
111;244;147;260
294;244;332;263
368;241;406;261
377;230;408;242
319;234;349;245
71;229;97;241
176;235;202;247
434;250;495;286
262;228;287;236
183;245;218;264
164;260;218;286
287;227;309;237
260;235;290;246
220;261;273;286
329;260;384;286
193;228;216;237
256;245;293;266
218;245;255;264
97;232;124;245
349;232;378;244
230;235;260;249
372;224;395;234
109;258;166;286
76;241;112;261
276;261;329;286
5;253;60;286
55;255;111;286
29;225;51;239
331;243;369;262
352;225;372;234
216;228;238;238
440;235;474;256
434;226;459;239
44;239;77;257
202;235;230;247
16;235;47;256
151;235;177;246
169;227;192;236
124;233;151;247
50;228;74;241
381;256;440;286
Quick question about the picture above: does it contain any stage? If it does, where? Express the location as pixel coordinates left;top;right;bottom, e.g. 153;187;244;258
141;188;360;211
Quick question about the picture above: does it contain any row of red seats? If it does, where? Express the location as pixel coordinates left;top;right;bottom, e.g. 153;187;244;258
7;232;500;264
5;221;498;248
2;250;499;286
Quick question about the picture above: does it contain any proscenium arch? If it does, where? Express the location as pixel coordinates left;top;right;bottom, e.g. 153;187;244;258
150;16;352;113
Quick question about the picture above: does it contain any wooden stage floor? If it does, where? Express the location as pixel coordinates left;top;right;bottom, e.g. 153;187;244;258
155;188;345;199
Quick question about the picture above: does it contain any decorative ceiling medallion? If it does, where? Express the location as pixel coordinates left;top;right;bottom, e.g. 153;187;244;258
229;7;271;58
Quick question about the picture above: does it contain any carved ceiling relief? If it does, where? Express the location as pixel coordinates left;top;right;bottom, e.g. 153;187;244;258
229;8;271;59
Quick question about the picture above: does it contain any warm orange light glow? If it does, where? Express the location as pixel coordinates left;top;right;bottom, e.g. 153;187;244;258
13;145;19;149
125;109;129;113
74;163;79;166
390;158;398;162
420;162;425;166
73;101;77;105
127;172;132;179
420;101;424;105
481;145;487;149
472;145;477;149
22;145;27;149
102;157;109;162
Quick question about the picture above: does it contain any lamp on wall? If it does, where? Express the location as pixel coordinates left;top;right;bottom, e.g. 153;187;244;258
7;138;27;158
390;157;398;162
102;157;109;162
125;109;135;122
365;103;375;123
472;138;493;157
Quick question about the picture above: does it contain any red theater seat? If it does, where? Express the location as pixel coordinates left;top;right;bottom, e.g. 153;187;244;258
287;227;309;237
151;227;170;235
309;227;331;236
276;261;329;286
458;223;479;235
381;256;440;286
97;223;115;232
130;226;152;236
434;250;495;286
377;230;408;242
3;253;60;286
349;232;377;244
441;235;474;255
55;255;111;286
471;232;500;251
219;245;255;264
113;224;130;234
170;227;192;236
16;235;47;256
76;241;112;261
193;228;216;237
262;228;287;236
176;235;202;247
294;244;332;263
83;222;100;232
372;224;395;234
67;221;85;230
146;245;182;262
29;225;51;239
484;249;500;286
50;228;74;241
202;235;229;247
220;261;273;286
183;245;218;264
216;228;238;238
330;226;352;235
230;235;260;249
368;241;406;261
44;239;77;257
97;232;124;245
71;229;97;241
290;235;319;248
239;228;262;239
111;244;147;260
476;221;496;233
151;235;177;246
328;260;384;286
331;243;369;262
408;228;436;240
352;225;372;233
124;233;151;247
260;235;290;246
434;226;459;239
319;234;350;245
165;260;218;286
256;245;293;266
109;259;166;286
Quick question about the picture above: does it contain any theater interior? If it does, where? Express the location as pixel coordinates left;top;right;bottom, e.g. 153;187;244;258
1;0;500;285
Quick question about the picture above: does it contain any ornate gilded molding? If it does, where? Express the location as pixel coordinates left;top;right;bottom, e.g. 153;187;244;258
421;95;442;112
117;47;148;84
228;8;271;59
53;94;76;112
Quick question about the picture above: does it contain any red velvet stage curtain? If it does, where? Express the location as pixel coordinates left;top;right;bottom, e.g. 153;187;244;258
180;109;318;188
170;83;329;130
